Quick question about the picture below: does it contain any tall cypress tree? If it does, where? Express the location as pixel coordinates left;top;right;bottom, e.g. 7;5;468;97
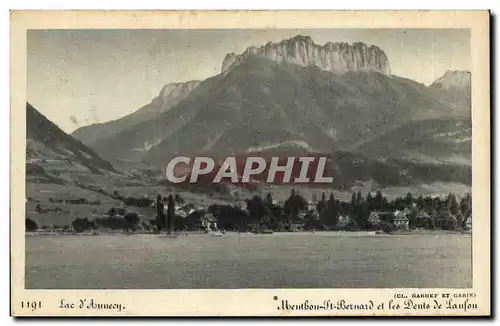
366;192;373;211
156;194;163;233
167;194;175;235
350;192;356;211
374;191;383;211
265;192;273;206
356;191;363;205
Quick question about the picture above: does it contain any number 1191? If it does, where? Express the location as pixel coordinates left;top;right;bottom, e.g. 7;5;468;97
21;301;42;311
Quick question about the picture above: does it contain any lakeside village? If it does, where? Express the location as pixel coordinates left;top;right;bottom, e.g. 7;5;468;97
26;189;473;236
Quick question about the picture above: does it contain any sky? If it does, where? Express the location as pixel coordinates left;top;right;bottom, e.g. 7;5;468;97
27;29;470;133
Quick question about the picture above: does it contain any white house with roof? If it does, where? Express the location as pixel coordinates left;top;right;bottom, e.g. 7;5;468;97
369;211;394;226
177;205;196;218
368;212;382;225
163;202;196;218
393;209;409;229
201;213;217;230
337;214;351;228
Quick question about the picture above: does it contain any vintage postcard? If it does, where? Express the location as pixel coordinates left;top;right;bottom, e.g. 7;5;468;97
10;10;490;316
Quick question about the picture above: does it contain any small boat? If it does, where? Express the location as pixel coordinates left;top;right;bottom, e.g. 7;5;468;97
158;234;179;238
374;230;391;236
212;231;223;237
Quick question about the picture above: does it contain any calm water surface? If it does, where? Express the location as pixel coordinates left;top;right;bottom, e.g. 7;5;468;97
25;232;472;289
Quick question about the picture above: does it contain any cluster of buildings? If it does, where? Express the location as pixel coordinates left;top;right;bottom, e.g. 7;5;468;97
309;200;473;231
367;209;412;229
153;193;473;232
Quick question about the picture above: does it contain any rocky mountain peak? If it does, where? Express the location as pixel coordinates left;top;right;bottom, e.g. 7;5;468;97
221;35;391;75
158;80;201;102
430;70;471;91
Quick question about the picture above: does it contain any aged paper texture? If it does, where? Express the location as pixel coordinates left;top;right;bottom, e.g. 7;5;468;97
10;10;490;316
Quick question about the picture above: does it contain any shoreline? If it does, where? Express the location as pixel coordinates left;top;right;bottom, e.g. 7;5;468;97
25;229;471;237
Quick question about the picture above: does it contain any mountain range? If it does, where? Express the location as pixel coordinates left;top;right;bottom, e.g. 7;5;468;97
72;80;201;145
63;35;472;190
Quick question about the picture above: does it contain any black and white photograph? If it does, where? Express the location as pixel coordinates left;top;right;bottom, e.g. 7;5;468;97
10;10;490;317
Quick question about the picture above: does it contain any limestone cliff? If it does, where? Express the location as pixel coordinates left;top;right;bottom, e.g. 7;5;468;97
157;80;201;105
221;35;391;75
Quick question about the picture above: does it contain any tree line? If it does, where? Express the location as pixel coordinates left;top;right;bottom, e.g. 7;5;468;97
25;189;472;233
205;190;472;233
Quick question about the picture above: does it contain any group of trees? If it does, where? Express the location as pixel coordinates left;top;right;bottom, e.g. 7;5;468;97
92;211;140;231
155;194;175;233
25;189;472;233
68;209;141;233
206;190;472;232
25;194;175;234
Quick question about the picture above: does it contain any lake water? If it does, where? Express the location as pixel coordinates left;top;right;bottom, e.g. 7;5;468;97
25;232;472;289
